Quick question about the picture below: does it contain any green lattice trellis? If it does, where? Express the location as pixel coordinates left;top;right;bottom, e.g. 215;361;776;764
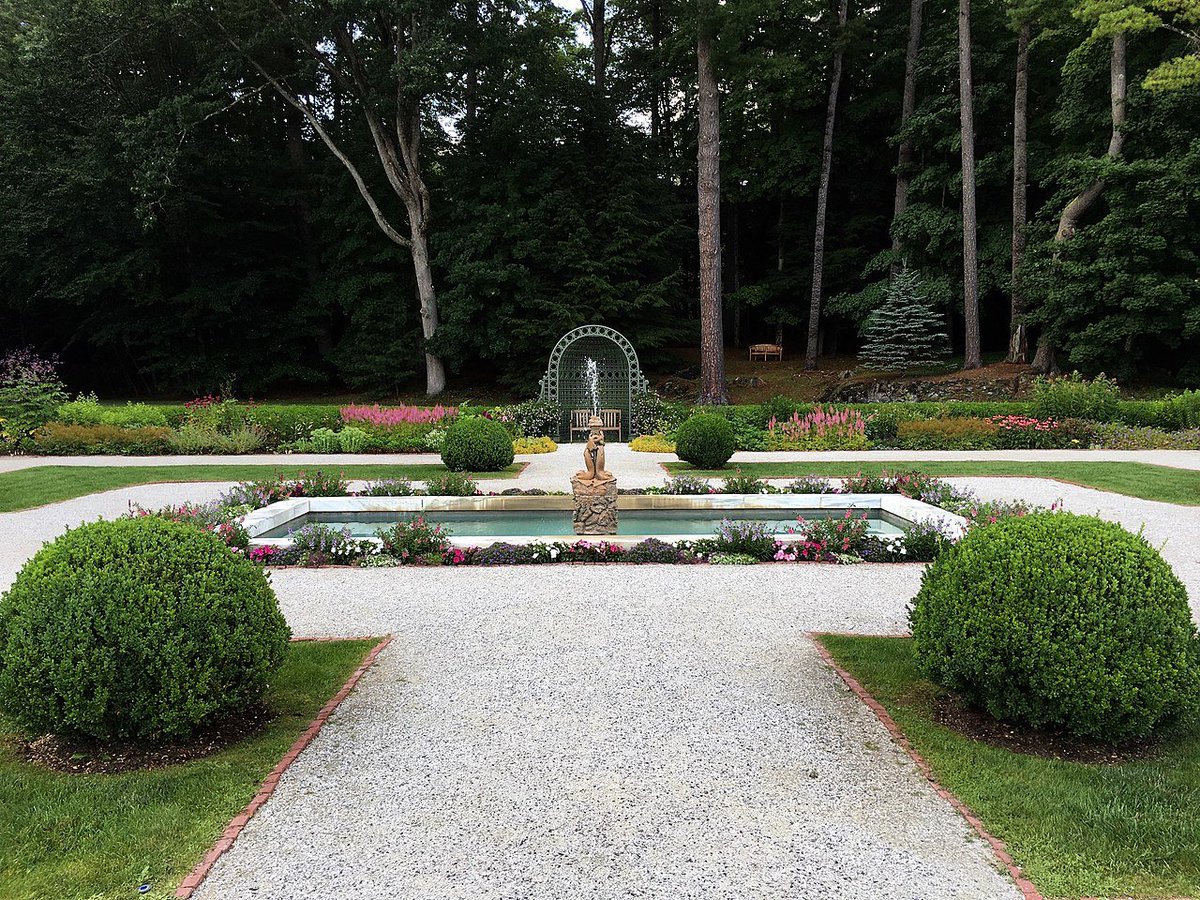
538;325;649;441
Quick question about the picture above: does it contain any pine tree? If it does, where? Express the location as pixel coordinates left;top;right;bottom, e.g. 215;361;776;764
858;271;950;371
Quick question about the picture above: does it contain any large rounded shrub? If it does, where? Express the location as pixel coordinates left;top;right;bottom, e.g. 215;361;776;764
911;512;1199;742
0;517;290;741
674;413;736;469
441;416;515;471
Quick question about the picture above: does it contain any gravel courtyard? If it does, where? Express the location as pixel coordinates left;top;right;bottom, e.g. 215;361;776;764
1;459;1197;898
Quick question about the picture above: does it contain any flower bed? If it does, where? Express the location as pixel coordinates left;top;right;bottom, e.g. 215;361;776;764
126;469;1047;569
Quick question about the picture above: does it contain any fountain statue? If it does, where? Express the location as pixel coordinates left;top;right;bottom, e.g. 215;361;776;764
571;361;618;534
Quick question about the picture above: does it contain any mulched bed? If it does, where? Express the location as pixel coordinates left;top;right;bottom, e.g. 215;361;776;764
18;704;275;775
931;693;1158;764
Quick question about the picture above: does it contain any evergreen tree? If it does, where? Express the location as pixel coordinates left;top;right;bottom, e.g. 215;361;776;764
858;271;951;370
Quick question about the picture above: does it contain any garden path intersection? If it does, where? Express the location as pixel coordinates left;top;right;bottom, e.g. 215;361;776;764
2;449;1197;898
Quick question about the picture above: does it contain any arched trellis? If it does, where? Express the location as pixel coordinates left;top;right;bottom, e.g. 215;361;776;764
538;325;649;441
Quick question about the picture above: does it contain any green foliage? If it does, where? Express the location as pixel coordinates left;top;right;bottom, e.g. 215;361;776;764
167;424;266;454
501;400;560;438
632;391;690;437
32;423;173;455
441;417;515;472
720;470;772;493
896;417;999;450
0;349;68;443
338;426;369;453
858;271;950;371
1031;371;1121;421
698;519;779;561
911;512;1200;742
1162;390;1200;428
423;471;480;496
375;516;453;563
674;413;736;469
57;395;170;428
0;517;290;741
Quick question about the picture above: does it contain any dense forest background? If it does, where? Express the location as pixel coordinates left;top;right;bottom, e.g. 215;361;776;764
1;0;1198;398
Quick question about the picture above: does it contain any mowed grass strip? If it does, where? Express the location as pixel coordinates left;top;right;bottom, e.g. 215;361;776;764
818;634;1200;899
665;460;1200;505
0;463;520;513
0;638;380;900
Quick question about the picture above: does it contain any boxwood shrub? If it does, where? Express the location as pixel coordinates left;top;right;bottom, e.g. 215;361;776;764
674;413;736;468
441;416;514;471
0;517;290;741
911;512;1199;742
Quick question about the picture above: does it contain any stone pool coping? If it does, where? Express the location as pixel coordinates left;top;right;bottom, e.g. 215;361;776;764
809;633;1043;900
240;493;969;548
175;635;393;899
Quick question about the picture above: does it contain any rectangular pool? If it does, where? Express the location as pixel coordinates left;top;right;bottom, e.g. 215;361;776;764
256;507;910;540
242;494;965;547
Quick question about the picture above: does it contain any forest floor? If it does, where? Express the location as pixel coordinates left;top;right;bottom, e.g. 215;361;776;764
653;348;1035;404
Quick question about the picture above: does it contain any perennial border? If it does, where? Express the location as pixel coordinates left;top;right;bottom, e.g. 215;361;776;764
174;635;393;898
809;632;1043;900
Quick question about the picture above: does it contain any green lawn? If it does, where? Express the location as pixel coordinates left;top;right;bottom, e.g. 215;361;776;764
665;460;1200;505
0;463;520;513
0;638;380;900
818;635;1200;899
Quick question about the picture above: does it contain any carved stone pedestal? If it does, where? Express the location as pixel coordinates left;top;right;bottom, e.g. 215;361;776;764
571;477;619;535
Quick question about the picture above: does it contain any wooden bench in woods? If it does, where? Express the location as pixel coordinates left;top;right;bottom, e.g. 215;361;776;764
749;343;784;361
570;409;622;442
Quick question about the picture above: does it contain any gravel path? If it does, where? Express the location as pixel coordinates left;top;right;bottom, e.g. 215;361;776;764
192;581;1018;900
2;471;1195;898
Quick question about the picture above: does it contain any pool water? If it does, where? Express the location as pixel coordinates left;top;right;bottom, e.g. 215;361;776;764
258;508;908;540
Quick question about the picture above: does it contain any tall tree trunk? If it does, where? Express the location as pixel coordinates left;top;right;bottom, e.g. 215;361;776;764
1033;31;1127;373
959;0;982;370
464;0;479;131
650;0;662;141
1054;33;1126;242
696;9;727;404
1008;20;1030;363
775;198;785;346
804;0;849;371
731;199;741;348
586;0;607;92
409;209;446;396
890;0;924;275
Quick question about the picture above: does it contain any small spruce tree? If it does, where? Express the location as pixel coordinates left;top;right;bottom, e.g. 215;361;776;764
858;270;951;371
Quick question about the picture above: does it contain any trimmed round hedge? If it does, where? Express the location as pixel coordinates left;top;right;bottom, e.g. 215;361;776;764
911;512;1199;742
441;416;514;472
674;413;736;469
0;517;290;741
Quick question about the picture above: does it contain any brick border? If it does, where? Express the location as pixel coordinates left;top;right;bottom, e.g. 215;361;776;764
174;634;394;898
808;632;1044;900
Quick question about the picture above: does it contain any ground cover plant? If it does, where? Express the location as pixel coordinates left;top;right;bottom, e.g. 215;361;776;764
0;638;379;899
818;634;1200;899
665;460;1200;505
0;464;518;513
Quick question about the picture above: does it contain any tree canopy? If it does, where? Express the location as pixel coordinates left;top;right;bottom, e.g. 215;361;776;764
1;0;1198;395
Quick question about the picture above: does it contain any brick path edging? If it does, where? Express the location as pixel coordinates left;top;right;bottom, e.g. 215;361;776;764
174;634;394;898
808;632;1045;900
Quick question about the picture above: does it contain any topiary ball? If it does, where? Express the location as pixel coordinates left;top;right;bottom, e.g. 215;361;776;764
674;413;736;469
441;416;515;472
911;511;1199;743
0;517;291;741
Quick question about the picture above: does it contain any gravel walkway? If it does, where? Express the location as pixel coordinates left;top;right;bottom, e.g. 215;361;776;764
192;580;1018;900
2;470;1195;898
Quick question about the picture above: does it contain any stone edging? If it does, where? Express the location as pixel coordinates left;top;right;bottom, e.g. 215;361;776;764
174;634;394;898
808;632;1044;900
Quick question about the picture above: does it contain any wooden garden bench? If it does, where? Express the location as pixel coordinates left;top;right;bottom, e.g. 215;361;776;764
570;408;622;442
749;343;784;361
